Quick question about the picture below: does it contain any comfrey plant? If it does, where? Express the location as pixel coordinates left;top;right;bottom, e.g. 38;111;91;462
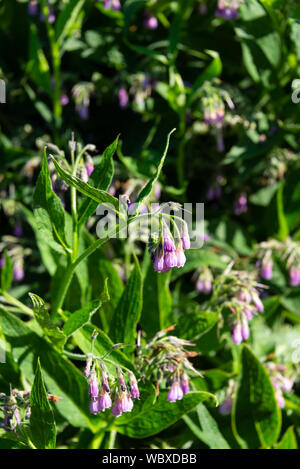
210;265;266;344
135;326;202;403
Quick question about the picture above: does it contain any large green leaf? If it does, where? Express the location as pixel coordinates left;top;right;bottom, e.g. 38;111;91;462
33;150;68;252
176;311;219;341
30;359;56;449
115;391;216;439
51;157;120;211
110;256;143;345
233;346;281;448
78;137;118;226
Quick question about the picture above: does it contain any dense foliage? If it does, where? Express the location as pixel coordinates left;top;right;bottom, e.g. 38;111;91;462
1;0;300;450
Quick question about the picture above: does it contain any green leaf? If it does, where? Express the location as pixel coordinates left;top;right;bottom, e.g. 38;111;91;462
233;346;281;449
63;281;109;337
1;252;13;292
275;426;298;449
29;293;66;350
27;24;52;97
33;150;68;251
51;157;120;212
249;182;280;207
189;51;222;104
176;311;219;341
141;256;173;336
110;256;143;345
78;137;118;227
115;391;216;439
183;403;230;449
132;129;176;215
56;0;86;45
30;358;56;449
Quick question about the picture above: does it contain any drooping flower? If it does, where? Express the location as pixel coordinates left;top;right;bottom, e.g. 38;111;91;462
180;374;190;395
97;390;112;412
144;12;158;30
13;259;24;282
86;155;94;178
89;398;99;415
28;0;38;15
167;381;183;403
89;371;99;398
289;266;300;287
118;88;129;109
231;322;243;345
129;372;140;400
234;192;248;215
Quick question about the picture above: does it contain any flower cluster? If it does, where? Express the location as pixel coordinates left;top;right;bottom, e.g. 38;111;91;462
85;357;140;418
211;267;266;344
118;73;156;113
137;326;202;404
256;238;300;286
202;88;235;152
149;217;190;274
233;192;248;216
0;388;59;432
265;362;295;409
216;0;243;20
72;82;95;120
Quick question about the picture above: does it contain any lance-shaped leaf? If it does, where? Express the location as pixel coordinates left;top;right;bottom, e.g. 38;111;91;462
33;150;69;252
30;359;56;449
183;403;230;449
233;345;281;449
115;391;216;439
110;255;143;345
0;252;13;292
51;157;120;212
78;137;118;227
29;293;66;350
275;426;298;449
56;0;85;45
132;129;176;216
63;280;110;337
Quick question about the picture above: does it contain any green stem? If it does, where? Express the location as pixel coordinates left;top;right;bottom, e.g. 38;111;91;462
41;0;62;133
176;114;187;189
